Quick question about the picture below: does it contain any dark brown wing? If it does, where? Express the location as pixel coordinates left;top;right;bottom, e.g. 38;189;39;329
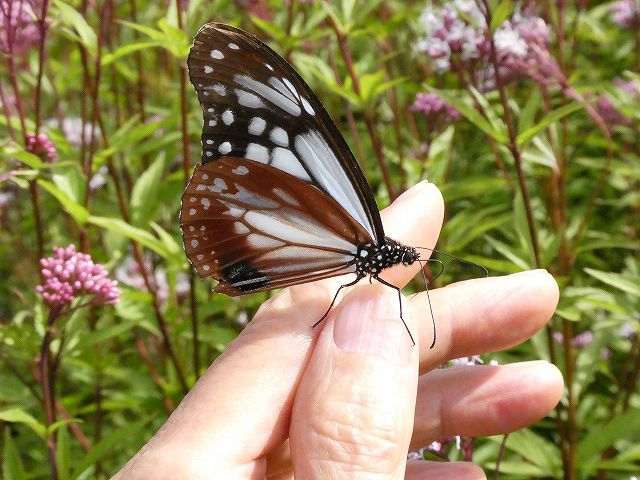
179;157;372;296
187;22;385;244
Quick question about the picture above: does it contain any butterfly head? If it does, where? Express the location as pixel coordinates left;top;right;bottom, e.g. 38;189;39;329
401;246;419;266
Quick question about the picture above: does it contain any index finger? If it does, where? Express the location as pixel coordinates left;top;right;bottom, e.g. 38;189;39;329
114;182;445;477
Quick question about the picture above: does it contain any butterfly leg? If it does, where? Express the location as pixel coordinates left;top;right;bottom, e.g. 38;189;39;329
375;276;416;346
312;275;364;328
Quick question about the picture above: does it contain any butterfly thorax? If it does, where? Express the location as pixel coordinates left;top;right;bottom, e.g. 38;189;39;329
354;237;419;278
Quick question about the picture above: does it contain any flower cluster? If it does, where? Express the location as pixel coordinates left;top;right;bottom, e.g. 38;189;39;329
611;0;640;28
597;78;639;126
26;133;57;162
414;1;553;88
414;0;488;73
411;92;460;122
36;245;121;306
0;0;41;55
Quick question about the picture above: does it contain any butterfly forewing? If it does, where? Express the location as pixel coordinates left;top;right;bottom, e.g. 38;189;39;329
180;157;372;295
187;22;384;243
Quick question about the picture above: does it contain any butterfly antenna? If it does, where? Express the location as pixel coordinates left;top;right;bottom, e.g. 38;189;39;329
418;260;437;349
415;246;489;277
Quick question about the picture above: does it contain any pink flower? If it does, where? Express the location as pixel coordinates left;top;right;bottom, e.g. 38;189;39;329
611;0;640;28
26;133;57;162
0;0;42;55
411;92;460;122
36;245;121;306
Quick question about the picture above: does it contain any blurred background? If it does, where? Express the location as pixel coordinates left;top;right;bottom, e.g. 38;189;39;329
0;0;638;478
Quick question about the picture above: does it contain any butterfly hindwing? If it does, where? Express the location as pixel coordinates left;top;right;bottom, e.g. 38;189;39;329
180;157;373;295
187;22;385;244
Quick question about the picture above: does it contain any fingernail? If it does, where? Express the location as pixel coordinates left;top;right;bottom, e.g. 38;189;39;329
513;269;549;277
333;291;411;365
393;181;430;206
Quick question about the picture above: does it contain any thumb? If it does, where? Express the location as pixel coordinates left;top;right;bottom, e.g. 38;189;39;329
290;284;419;479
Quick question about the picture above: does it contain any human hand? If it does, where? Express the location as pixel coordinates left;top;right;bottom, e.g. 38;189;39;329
113;181;563;479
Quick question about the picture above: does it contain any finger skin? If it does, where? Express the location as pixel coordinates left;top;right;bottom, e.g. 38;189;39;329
406;460;486;479
290;285;419;479
411;269;560;371
410;361;564;450
112;182;442;479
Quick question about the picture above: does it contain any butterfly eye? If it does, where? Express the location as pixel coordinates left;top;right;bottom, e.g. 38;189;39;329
402;250;417;266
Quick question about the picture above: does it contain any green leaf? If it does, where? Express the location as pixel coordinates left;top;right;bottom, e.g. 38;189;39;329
1;143;44;169
577;409;640;467
490;0;512;32
426;87;509;143
485;236;530;270
3;430;27;480
584;268;640;296
516;101;583;146
87;216;169;257
518;88;541;134
70;418;150;479
52;164;86;204
131;155;164;226
503;429;562;475
54;0;97;55
56;425;71;480
37;179;90;225
0;407;45;438
102;41;162;66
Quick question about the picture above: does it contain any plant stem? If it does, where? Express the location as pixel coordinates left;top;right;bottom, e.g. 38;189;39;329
176;0;200;379
39;305;62;480
327;16;397;200
33;0;50;135
480;0;540;268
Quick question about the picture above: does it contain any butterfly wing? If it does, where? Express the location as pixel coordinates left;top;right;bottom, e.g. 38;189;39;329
187;22;385;244
180;157;372;295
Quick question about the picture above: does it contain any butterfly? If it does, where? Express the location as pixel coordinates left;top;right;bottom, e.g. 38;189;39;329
180;23;429;344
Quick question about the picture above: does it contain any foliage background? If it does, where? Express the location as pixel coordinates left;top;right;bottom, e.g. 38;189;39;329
0;0;639;478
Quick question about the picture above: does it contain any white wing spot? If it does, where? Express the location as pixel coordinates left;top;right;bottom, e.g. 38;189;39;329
301;97;315;115
233;165;249;175
207;108;215;113
273;187;299;206
208;119;217;127
235;89;265;109
228;42;239;50
201;198;211;210
222;109;234;125
196;254;204;260
283;77;300;100
202;174;209;180
245;143;269;163
212;84;226;96
271;147;311;181
206;139;214;145
234;74;301;117
205;151;213;157
189;225;195;232
270;127;289;146
204;65;213;73
218;141;232;154
191;239;199;248
265;63;274;71
234;222;250;235
200;226;206;231
189;208;196;215
211;178;228;193
203;264;210;271
196;184;206;191
248;117;266;135
210;49;224;59
189;196;196;203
